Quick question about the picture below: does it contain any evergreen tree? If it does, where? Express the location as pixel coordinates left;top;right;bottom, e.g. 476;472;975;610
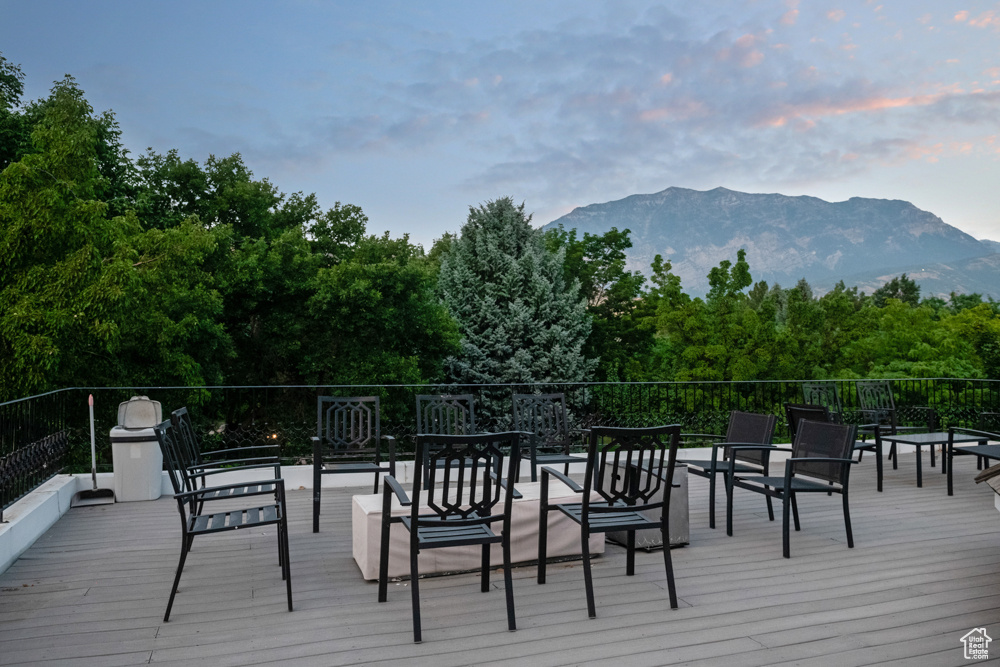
437;197;596;385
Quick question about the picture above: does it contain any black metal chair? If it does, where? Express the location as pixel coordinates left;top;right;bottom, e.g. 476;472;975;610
153;419;292;622
312;396;396;532
171;407;282;512
801;382;844;423
856;380;937;471
786;402;883;492
512;393;585;482
377;431;521;643
537;424;682;618
727;419;858;558
415;394;476;435
679;411;778;529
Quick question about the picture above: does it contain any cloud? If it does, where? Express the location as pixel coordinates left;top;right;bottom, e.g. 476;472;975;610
827;9;846;22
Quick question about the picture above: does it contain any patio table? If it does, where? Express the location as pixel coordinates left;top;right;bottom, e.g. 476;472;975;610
880;432;985;488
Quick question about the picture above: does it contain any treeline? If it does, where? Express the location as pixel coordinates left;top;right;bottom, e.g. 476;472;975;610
2;57;999;403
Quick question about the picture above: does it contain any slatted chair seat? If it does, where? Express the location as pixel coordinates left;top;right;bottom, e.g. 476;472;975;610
313;396;396;533
377;431;521;643
538;424;682;619
189;502;282;533
153;419;292;622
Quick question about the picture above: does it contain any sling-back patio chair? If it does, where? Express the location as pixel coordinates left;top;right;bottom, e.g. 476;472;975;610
727;419;858;558
153;419;292;622
377;431;522;643
679;411;778;529
537;424;682;618
786;402;883;492
312;395;396;532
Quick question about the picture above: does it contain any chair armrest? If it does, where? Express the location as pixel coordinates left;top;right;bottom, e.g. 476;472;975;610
200;444;280;460
187;461;281;479
540;466;584;493
786;457;857;464
681;433;725;445
382;475;411;506
174;478;285;502
949;427;999;442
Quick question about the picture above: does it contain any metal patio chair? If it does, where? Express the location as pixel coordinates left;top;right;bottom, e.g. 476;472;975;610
727;419;858;558
786;402;883;492
312;395;396;532
856;380;937;471
679;411;778;529
537;424;682;618
153;419;292;622
377;431;522;643
512;393;586;482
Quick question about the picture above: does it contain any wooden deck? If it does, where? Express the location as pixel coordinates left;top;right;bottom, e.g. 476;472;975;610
2;452;1000;666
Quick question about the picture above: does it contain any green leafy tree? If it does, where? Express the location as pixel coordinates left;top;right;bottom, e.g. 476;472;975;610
544;225;652;380
0;78;138;399
872;274;920;307
438;197;596;384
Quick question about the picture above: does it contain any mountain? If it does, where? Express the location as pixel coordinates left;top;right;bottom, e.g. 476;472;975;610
543;186;1000;298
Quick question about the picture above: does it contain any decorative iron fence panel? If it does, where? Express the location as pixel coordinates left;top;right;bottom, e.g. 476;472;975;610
4;379;1000;515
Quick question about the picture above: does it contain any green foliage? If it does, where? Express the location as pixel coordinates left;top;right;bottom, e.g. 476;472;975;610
543;225;653;380
872;273;920;307
439;198;596;384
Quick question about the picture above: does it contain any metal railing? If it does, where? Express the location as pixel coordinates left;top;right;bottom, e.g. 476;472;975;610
3;379;999;516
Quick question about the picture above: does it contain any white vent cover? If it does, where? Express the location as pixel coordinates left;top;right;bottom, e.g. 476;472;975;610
117;396;163;429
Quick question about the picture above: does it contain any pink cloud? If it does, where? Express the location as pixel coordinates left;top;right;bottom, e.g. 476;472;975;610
781;9;799;25
758;92;946;127
828;9;846;22
955;10;970;22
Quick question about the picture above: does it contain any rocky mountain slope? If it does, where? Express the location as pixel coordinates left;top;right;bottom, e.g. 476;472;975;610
544;187;999;298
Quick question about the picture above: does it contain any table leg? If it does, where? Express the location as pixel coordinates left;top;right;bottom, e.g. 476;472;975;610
947;441;954;496
916;445;922;488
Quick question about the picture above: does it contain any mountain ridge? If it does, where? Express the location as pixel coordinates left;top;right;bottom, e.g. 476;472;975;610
543;186;999;299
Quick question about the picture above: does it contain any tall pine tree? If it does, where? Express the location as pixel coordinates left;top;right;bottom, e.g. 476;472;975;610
438;197;595;385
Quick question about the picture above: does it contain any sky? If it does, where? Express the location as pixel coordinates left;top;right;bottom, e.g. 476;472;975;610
2;1;1000;248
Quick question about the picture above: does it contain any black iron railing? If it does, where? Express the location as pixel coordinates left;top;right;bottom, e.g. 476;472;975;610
3;379;1000;516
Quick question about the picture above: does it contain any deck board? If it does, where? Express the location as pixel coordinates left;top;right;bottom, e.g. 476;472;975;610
2;451;1000;666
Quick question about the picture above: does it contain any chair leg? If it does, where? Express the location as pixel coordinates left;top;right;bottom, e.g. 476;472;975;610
281;519;293;611
765;491;774;521
842;489;854;548
164;534;193;622
782;495;791;559
481;544;490;592
581;528;597;618
377;513;392;602
876;442;884;493
725;472;735;537
626;530;636;576
537;482;549;584
313;471;321;533
708;469;717;529
503;536;517;631
790;492;800;531
661;520;678;609
410;547;422;643
890;442;898;469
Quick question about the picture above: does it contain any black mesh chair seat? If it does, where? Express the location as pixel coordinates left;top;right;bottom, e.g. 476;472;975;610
682;411;778;529
727;419;858;558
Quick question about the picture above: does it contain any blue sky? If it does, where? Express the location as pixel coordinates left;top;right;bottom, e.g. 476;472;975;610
3;0;1000;247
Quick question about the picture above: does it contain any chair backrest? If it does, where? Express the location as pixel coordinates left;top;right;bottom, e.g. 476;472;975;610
416;394;476;435
316;396;381;461
723;411;777;466
512;393;570;449
801;382;843;421
978;412;1000;432
785;403;832;443
790;420;857;485
412;432;520;522
153;419;187;497
171;407;203;469
583;425;681;515
856;380;898;427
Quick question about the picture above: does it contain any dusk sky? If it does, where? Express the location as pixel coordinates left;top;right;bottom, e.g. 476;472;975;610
3;1;1000;248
